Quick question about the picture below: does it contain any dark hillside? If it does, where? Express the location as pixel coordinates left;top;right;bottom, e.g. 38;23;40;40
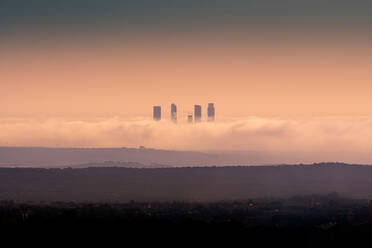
1;164;372;202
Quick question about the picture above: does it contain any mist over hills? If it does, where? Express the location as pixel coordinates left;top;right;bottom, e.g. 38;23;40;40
1;146;372;167
2;147;372;203
0;147;222;167
0;146;281;167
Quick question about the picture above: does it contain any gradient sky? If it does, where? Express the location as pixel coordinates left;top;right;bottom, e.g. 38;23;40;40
1;0;372;118
1;1;372;155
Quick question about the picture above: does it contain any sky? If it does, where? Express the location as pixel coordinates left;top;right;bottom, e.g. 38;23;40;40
1;1;372;157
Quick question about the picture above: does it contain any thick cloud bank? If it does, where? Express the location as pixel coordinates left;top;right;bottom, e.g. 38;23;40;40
1;117;372;153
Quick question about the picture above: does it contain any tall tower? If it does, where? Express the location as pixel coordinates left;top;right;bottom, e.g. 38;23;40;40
187;114;193;123
171;103;177;123
207;103;215;122
194;105;201;123
153;106;161;121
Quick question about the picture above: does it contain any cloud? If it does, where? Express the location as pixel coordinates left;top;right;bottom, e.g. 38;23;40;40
0;116;372;154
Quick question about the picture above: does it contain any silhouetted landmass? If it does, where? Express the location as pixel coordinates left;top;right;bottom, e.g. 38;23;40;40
2;195;372;247
2;163;372;202
0;147;222;167
3;147;372;167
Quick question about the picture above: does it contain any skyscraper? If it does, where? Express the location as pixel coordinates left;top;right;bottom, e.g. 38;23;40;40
153;106;161;121
187;114;193;123
171;103;177;123
207;103;215;122
194;105;201;122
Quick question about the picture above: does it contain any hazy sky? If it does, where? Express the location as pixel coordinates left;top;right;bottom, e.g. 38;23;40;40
1;0;372;118
1;1;372;154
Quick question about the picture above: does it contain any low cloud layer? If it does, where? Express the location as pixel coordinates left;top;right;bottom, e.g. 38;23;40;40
1;117;372;154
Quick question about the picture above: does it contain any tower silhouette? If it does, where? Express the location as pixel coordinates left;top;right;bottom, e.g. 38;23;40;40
194;105;201;123
207;103;215;122
153;106;161;121
171;103;177;123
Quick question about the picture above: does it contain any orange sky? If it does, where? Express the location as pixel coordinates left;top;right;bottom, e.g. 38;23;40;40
1;31;372;161
2;1;372;163
1;34;372;120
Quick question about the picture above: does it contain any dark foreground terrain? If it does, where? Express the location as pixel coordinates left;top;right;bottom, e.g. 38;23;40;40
2;165;372;247
2;194;372;247
2;164;372;202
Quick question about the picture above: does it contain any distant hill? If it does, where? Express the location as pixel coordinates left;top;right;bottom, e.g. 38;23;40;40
0;147;223;167
1;147;372;167
1;164;372;202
